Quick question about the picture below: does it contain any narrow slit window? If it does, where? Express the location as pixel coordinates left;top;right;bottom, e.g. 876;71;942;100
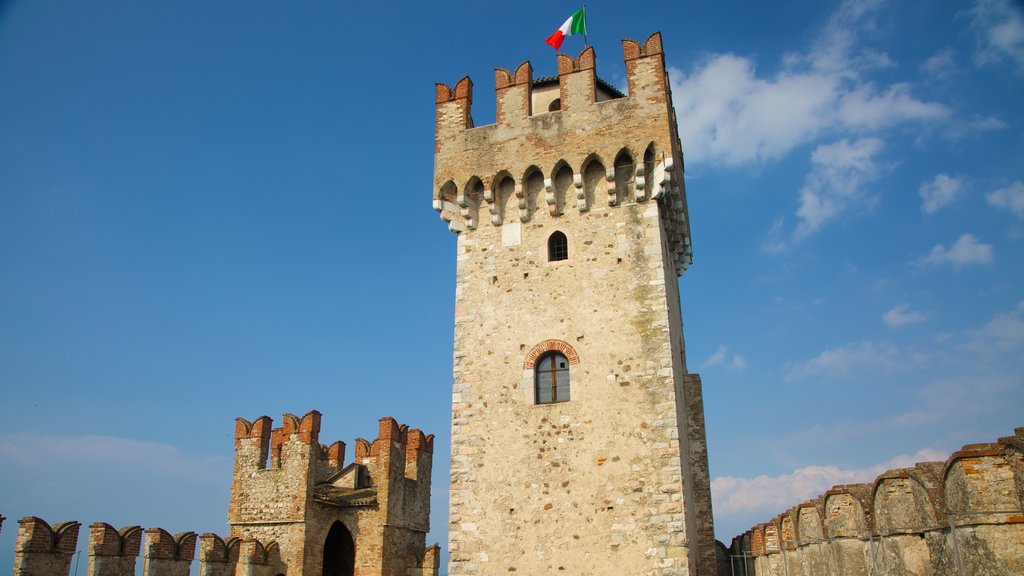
535;352;570;404
548;231;568;261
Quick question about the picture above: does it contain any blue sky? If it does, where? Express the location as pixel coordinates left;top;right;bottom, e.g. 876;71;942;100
1;0;1022;572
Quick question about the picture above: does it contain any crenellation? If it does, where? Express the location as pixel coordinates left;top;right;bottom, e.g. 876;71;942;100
142;529;195;576
235;539;285;576
197;534;239;576
13;517;80;576
730;428;1024;576
494;61;532;126
87;523;143;576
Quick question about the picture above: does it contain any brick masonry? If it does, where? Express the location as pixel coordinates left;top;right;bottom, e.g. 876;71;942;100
433;32;716;576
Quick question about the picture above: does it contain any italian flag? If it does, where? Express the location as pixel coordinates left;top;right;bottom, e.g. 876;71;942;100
545;6;587;50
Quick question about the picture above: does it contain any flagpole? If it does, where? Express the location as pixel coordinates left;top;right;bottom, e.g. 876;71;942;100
583;4;588;48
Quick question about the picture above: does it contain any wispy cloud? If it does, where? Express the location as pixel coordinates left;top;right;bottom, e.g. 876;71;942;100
964;300;1024;354
919;173;965;213
986;181;1024;217
883;304;928;327
795;138;885;239
970;0;1024;71
779;301;1024;445
711;448;946;519
918;233;994;268
700;345;747;371
921;47;958;77
670;0;949;168
784;340;921;381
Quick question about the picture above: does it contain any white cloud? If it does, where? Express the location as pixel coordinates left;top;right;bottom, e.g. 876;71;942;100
669;57;839;166
670;0;949;168
836;82;948;130
795;138;885;239
883;304;928;327
700;345;747;371
711;448;946;518
919;233;995;268
761;218;789;253
986;181;1024;216
971;0;1024;70
919;173;964;213
965;300;1024;353
784;339;930;381
921;47;958;77
700;345;728;369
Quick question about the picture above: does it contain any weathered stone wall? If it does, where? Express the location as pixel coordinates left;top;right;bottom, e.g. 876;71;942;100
724;427;1024;576
435;32;714;576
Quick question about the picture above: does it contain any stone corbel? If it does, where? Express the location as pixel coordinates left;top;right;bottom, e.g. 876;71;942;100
635;162;648;202
651;156;674;200
544;177;559;216
457;191;478;230
574;173;587;212
605;167;617;206
484;187;503;226
515;182;529;223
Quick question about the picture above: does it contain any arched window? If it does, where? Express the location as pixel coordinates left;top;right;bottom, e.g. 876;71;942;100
548;231;568;261
535;352;570;404
549;98;561;111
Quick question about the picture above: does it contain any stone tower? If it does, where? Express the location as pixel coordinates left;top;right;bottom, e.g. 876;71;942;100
433;32;716;576
228;410;439;576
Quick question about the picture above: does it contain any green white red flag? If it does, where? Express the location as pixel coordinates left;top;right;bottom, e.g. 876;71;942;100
545;6;587;50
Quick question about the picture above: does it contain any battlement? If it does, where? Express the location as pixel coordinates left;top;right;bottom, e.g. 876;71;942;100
433;31;692;274
233;410;344;472
435;33;664;134
13;517;80;576
352;418;436;485
727;426;1024;575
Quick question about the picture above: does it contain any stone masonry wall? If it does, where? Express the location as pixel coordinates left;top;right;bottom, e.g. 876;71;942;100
726;427;1024;576
435;32;715;576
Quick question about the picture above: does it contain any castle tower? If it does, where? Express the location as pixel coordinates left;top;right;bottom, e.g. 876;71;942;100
228;411;437;576
433;33;716;575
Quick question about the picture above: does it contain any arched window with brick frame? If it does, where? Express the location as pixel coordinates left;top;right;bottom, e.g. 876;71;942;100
535;351;570;404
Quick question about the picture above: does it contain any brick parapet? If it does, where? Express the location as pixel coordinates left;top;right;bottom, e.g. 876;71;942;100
86;523;143;576
731;426;1024;575
197;534;239;576
13;517;81;576
235;539;285;576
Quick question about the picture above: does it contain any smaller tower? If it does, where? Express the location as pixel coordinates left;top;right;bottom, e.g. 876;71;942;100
228;410;437;576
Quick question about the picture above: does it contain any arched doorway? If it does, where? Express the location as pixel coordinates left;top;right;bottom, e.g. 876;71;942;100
322;521;355;576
